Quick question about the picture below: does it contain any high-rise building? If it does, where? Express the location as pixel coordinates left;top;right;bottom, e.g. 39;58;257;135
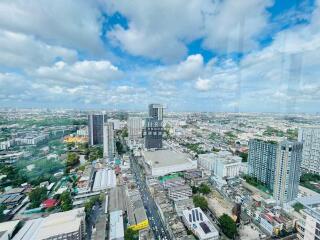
128;117;143;139
248;139;303;204
144;104;164;149
298;127;320;175
148;104;164;121
144;118;163;149
248;139;277;191
273;141;303;204
103;122;115;160
88;114;106;145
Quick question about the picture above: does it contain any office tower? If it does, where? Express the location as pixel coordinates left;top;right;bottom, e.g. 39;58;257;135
144;104;164;149
128;117;143;139
248;139;277;191
148;104;164;121
298;127;320;175
144;118;163;149
103;122;115;160
273;141;303;204
88;114;106;145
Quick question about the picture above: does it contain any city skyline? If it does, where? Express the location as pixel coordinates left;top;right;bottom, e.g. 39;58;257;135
0;1;320;112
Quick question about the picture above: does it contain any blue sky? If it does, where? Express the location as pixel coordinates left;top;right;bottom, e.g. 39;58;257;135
0;0;319;113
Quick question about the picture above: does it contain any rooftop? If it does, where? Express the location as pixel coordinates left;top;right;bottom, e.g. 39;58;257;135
109;210;124;240
142;149;192;168
12;208;85;240
182;207;219;239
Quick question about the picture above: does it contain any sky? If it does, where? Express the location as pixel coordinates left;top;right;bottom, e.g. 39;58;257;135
0;0;319;113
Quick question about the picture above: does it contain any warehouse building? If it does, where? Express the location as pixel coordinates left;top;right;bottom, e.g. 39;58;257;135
12;208;85;240
142;150;197;176
92;168;116;192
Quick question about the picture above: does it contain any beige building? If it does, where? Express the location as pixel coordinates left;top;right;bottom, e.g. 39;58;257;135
12;208;85;240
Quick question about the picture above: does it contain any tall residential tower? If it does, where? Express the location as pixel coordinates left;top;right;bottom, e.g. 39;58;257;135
103;122;115;161
273;141;303;204
248;139;303;204
248;139;277;191
144;104;164;149
88;114;106;145
298;127;320;175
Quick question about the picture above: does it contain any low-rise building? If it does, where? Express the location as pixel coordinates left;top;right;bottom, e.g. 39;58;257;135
182;207;219;240
295;196;320;240
0;220;20;240
198;151;242;180
141;149;197;176
12;208;86;240
168;185;192;202
109;210;124;240
92;168;116;192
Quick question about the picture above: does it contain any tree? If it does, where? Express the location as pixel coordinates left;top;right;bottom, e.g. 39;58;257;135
193;195;208;210
116;141;125;155
121;127;128;138
60;191;73;211
66;152;80;167
88;146;103;161
124;228;138;240
0;205;6;222
84;195;103;214
219;214;237;238
199;183;211;195
293;202;304;213
239;152;248;162
29;187;47;209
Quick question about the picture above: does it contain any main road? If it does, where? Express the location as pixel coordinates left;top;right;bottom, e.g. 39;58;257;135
130;154;171;240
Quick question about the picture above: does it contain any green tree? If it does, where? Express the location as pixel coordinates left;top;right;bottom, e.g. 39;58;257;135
66;152;80;167
84;195;103;214
293;202;304;213
29;187;47;209
121;127;128;138
239;152;248;162
60;191;73;211
219;214;237;238
199;183;211;195
193;195;208;210
88;146;103;161
124;228;138;240
0;205;6;222
116;141;125;155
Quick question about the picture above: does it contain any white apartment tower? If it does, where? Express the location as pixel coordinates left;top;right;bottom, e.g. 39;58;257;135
298;127;320;175
273;141;303;205
103;122;115;161
128;117;143;139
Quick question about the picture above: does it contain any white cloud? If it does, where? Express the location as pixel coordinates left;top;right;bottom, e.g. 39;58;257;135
195;78;211;91
105;0;272;62
203;0;273;52
152;54;204;81
0;0;103;55
0;30;77;69
31;60;123;86
105;0;211;62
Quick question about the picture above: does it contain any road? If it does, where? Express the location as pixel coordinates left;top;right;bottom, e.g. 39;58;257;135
130;155;171;240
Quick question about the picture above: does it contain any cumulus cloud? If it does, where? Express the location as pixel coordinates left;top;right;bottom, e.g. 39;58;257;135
0;30;77;69
31;60;123;86
203;0;273;52
105;0;272;62
195;78;211;91
0;0;104;55
152;54;204;81
105;0;211;63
